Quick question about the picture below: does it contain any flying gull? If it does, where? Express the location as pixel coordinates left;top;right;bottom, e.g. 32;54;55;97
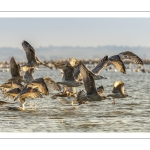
93;51;144;74
69;58;108;103
5;87;43;110
21;40;51;71
54;62;83;87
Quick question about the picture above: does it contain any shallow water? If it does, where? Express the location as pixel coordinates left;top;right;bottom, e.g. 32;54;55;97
0;65;150;132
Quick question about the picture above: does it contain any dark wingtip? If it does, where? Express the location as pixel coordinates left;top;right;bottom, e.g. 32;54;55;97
22;40;30;46
104;55;108;61
10;57;15;63
10;57;15;61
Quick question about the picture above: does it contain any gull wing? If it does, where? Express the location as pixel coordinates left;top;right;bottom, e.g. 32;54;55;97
22;40;37;63
29;80;49;95
109;55;126;74
79;62;97;95
36;57;51;69
119;51;143;65
62;65;75;81
10;57;21;77
43;77;62;91
4;88;21;98
55;62;75;81
20;87;43;99
73;66;81;80
92;56;109;74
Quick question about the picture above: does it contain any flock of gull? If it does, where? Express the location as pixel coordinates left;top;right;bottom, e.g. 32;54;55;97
0;40;144;110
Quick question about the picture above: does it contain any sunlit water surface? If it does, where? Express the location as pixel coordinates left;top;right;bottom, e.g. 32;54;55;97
0;65;150;132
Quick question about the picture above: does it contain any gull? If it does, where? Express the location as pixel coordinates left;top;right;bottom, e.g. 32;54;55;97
13;77;61;101
23;67;60;92
21;40;51;71
94;51;143;74
107;81;131;104
51;87;78;109
4;88;25;107
5;87;43;110
28;77;62;95
0;81;24;91
0;57;24;95
69;56;108;81
14;67;61;100
54;62;83;87
70;51;143;76
23;68;34;84
51;86;76;99
69;58;108;103
6;57;23;83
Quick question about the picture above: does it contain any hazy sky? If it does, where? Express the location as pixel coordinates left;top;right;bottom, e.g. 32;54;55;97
1;18;150;48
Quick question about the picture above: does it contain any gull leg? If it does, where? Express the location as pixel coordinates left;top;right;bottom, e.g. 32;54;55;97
112;98;116;105
72;100;78;109
19;101;26;110
22;102;26;110
71;101;74;107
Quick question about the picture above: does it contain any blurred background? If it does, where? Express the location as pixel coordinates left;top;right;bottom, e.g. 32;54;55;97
0;18;150;61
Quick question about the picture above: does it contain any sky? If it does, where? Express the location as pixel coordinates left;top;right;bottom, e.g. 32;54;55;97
1;18;150;48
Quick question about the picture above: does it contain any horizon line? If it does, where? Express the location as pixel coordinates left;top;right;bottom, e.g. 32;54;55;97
1;45;150;49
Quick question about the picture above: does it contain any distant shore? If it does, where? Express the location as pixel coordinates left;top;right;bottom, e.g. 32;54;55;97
0;59;150;68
